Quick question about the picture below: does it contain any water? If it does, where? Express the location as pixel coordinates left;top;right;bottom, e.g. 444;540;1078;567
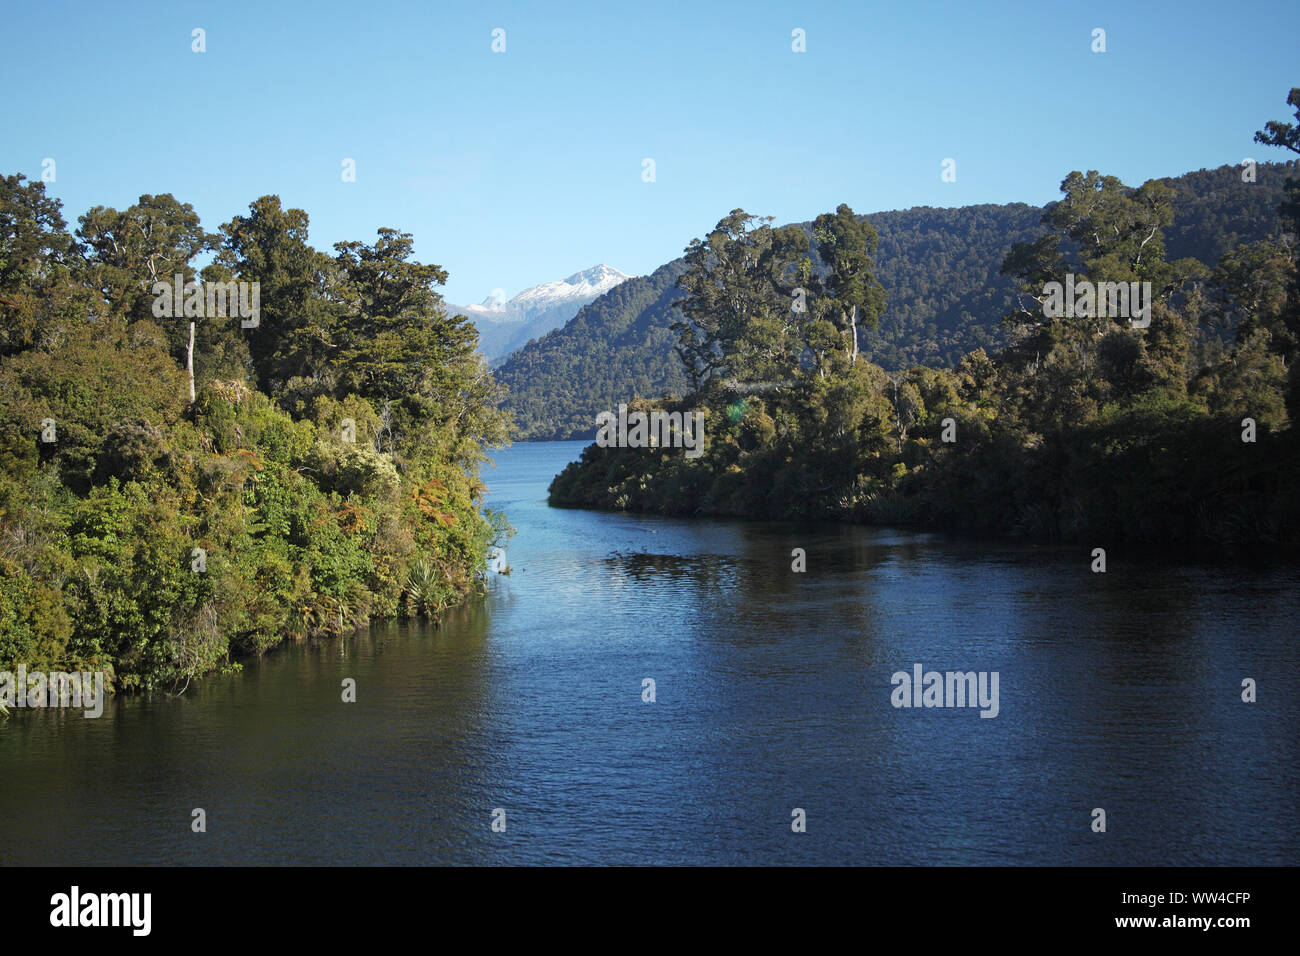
1;440;1297;865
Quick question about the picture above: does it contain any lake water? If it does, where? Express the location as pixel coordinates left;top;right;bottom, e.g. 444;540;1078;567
2;439;1297;865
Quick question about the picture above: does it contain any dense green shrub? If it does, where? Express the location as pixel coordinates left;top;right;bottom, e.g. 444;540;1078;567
0;175;511;691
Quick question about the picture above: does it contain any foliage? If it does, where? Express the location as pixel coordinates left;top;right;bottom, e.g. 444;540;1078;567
0;179;510;691
551;88;1300;557
502;164;1293;440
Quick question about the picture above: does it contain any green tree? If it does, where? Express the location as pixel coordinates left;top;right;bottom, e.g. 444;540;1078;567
1252;86;1300;418
0;174;86;356
810;203;887;373
210;196;337;395
78;193;209;326
673;210;808;392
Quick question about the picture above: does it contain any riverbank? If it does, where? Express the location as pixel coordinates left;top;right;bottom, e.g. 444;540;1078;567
548;396;1300;556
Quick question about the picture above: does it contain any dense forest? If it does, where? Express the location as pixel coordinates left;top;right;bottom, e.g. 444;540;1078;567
0;186;509;691
550;88;1300;552
502;163;1292;441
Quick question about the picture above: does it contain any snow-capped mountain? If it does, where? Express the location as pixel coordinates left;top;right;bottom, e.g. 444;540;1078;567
447;265;633;363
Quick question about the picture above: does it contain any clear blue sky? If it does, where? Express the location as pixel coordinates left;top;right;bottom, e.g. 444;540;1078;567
2;0;1296;305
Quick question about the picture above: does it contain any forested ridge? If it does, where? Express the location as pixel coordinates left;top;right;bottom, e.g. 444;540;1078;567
0;185;509;692
549;89;1300;553
502;162;1292;441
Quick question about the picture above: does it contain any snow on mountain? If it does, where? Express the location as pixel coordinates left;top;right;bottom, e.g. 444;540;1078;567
446;265;633;363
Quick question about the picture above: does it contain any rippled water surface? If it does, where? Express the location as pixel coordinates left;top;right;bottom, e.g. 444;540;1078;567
2;440;1297;865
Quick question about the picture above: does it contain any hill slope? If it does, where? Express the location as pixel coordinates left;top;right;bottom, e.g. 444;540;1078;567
498;163;1294;441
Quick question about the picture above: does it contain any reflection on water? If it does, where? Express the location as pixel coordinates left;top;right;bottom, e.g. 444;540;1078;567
1;440;1296;865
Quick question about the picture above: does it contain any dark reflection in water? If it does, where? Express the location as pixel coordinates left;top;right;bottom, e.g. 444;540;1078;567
1;440;1296;865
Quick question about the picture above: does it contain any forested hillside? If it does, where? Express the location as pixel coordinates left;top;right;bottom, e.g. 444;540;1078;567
501;163;1292;440
549;89;1300;552
494;261;689;440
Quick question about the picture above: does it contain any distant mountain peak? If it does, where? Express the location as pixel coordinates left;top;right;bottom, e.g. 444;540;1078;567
564;264;629;286
447;265;635;362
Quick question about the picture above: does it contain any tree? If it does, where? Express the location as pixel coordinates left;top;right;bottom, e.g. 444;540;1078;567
1253;86;1300;236
1210;239;1294;347
78;194;209;326
673;210;807;393
329;228;506;463
810;203;887;371
0;174;85;356
210;196;336;395
998;171;1206;427
1252;86;1300;418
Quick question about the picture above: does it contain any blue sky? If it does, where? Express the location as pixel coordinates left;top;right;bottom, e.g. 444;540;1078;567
2;0;1296;305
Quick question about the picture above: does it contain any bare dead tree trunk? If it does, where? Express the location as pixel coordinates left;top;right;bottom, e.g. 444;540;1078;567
849;304;859;366
186;320;196;403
